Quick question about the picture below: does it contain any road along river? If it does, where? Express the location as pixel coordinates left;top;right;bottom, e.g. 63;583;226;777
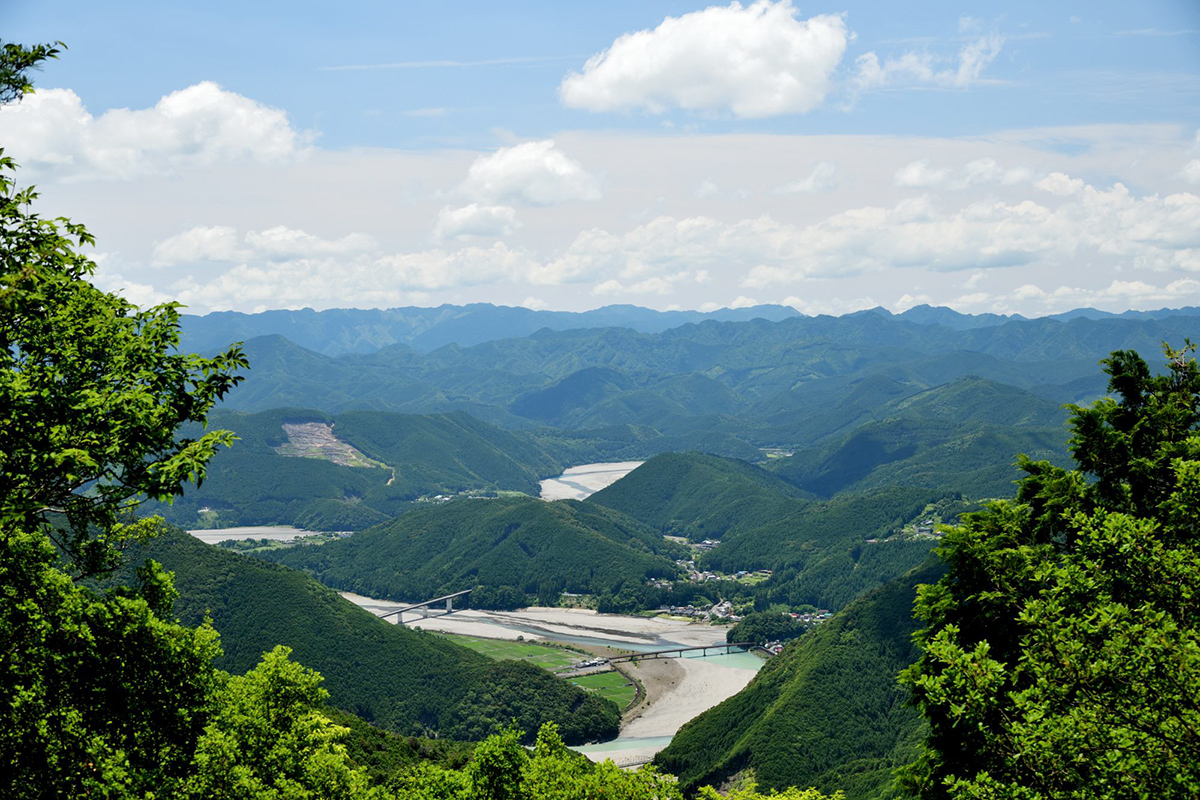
339;595;762;766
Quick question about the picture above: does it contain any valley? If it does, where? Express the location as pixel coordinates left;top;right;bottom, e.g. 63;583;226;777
340;592;763;766
9;19;1198;797
73;306;1200;797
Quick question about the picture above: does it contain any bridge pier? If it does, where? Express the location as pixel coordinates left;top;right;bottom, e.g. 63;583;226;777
379;589;472;625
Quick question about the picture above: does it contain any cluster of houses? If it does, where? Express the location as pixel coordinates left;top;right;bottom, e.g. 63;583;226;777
670;559;773;585
570;657;609;670
865;517;942;544
658;599;742;622
414;488;502;504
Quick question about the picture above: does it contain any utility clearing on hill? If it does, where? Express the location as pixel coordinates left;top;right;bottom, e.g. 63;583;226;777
276;422;387;469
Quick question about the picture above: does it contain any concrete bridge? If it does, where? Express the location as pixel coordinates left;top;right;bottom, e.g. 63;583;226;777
606;642;754;663
377;589;472;625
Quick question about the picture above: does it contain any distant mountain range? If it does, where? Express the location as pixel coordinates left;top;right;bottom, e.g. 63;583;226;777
180;303;803;356
208;310;1199;447
181;302;1200;356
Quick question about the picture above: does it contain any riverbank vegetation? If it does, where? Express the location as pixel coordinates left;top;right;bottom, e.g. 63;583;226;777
123;528;620;744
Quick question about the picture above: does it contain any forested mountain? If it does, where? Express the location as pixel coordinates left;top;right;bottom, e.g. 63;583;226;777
141;408;563;530
122;529;619;744
260;495;686;604
181;303;801;356
586;452;812;541
212;314;1198;455
656;560;943;799
590;453;951;610
181;302;1200;358
768;377;1071;498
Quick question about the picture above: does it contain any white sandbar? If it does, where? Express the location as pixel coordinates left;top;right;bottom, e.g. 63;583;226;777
539;461;644;501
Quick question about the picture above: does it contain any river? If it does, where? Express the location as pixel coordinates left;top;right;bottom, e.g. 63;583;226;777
539;461;644;501
188;525;309;544
339;593;762;765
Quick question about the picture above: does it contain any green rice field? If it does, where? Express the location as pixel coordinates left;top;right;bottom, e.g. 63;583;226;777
438;634;580;671
569;671;638;709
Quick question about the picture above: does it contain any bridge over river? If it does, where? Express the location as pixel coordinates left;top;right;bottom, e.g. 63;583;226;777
376;589;472;624
606;642;756;663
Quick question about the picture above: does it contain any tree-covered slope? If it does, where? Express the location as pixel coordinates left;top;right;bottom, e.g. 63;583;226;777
142;407;563;529
768;379;1070;498
655;559;943;799
261;495;685;603
586;452;813;541
586;452;947;611
128;529;619;744
216;314;1200;425
701;486;948;611
770;417;1067;499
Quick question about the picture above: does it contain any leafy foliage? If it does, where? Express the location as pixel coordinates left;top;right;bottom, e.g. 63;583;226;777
186;645;374;799
0;145;245;575
0;40;243;796
900;343;1200;799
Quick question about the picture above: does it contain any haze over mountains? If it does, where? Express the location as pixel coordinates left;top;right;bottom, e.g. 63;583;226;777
180;302;1200;357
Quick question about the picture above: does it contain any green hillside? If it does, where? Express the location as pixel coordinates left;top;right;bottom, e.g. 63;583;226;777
332;409;560;496
770;417;1067;499
261;495;686;603
142;408;563;529
585;453;945;611
655;559;944;799
703;486;947;611
126;529;619;745
766;379;1070;498
218;314;1200;430
586;452;812;541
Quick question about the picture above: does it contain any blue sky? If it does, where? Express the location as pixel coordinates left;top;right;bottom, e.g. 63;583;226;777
3;1;1199;315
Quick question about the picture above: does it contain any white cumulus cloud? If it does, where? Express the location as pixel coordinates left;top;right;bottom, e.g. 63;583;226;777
434;204;522;240
893;157;1034;190
559;0;848;118
459;140;601;206
894;159;951;188
153;225;375;266
739;182;1200;286
1008;278;1200;310
1182;159;1200;184
776;161;837;193
152;225;244;266
0;82;312;181
1035;172;1085;196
